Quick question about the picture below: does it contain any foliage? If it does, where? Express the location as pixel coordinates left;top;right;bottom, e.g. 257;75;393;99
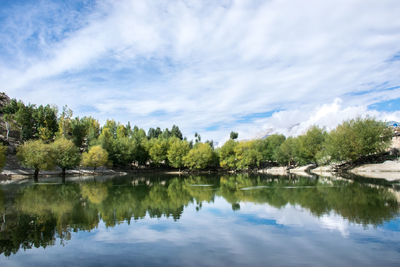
33;105;58;141
14;103;35;140
148;127;162;139
167;138;190;169
255;134;286;163
171;125;183;140
2;94;395;170
324;117;393;162
230;131;238;140
296;126;327;165
2;100;58;141
81;145;108;170
234;140;263;169
275;137;299;166
184;143;214;169
219;139;238;169
148;138;169;166
17;140;55;175
51;138;81;173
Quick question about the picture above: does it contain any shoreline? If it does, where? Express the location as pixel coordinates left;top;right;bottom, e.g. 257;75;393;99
1;159;400;182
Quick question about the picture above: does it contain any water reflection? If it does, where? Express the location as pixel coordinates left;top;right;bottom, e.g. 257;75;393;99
0;174;399;261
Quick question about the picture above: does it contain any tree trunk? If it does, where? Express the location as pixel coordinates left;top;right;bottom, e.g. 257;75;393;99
34;169;39;182
62;168;66;183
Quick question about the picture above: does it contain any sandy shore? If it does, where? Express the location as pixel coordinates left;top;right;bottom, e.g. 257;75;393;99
350;160;400;181
0;168;127;182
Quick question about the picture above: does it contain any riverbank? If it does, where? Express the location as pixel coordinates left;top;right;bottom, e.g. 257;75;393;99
0;168;127;182
2;159;400;182
349;159;400;181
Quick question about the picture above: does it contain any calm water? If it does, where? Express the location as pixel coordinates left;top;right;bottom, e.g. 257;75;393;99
0;174;399;266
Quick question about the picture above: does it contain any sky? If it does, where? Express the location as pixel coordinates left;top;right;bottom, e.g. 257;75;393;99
1;0;400;145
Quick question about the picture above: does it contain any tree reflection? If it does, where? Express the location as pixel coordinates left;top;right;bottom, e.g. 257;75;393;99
0;174;398;255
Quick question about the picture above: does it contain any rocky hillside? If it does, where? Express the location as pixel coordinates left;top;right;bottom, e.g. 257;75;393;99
0;92;21;153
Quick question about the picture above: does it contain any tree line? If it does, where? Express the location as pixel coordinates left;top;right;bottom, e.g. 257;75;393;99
0;97;395;177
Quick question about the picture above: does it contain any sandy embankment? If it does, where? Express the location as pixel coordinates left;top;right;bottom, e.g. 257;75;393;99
258;167;288;175
311;165;336;177
1;168;127;181
350;160;400;181
289;164;316;177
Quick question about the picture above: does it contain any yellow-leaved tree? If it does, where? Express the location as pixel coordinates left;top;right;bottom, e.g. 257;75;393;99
81;145;108;171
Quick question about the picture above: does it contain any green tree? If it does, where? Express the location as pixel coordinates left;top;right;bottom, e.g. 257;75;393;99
70;117;87;148
184;143;214;170
296;126;327;165
52;138;81;176
219;139;238;169
148;138;169;166
324;117;393;162
84;117;101;146
256;134;286;163
81;145;109;171
111;136;135;167
17;140;55;179
275;137;299;166
33;104;58;142
58;105;73;138
230;131;238;140
15;102;35;140
147;127;162;139
167;138;190;170
171;125;183;140
234;140;262;170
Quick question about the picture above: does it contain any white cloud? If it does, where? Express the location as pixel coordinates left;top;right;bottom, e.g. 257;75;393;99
1;0;400;143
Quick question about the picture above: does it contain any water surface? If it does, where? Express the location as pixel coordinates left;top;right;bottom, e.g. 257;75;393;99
0;174;399;266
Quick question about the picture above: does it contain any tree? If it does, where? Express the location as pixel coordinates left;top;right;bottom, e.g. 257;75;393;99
111;137;135;167
0;143;6;171
58;105;73;138
234;140;262;170
52;138;81;176
15;103;35;140
33;105;58;141
147;127;162;139
230;131;238;140
171;125;183;140
167;138;190;170
17;140;55;179
194;132;201;143
219;139;238;169
256;134;286;163
70;117;87;148
324;117;393;162
148;138;169;166
184;143;214;170
275;137;299;166
296;126;327;165
81;145;108;171
84;117;101;147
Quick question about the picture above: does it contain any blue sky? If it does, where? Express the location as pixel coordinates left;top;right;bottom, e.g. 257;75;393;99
1;0;400;144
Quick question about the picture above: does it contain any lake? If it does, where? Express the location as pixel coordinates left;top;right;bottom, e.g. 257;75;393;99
0;173;399;266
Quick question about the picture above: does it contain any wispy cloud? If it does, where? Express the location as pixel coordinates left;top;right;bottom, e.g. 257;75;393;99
1;0;400;143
